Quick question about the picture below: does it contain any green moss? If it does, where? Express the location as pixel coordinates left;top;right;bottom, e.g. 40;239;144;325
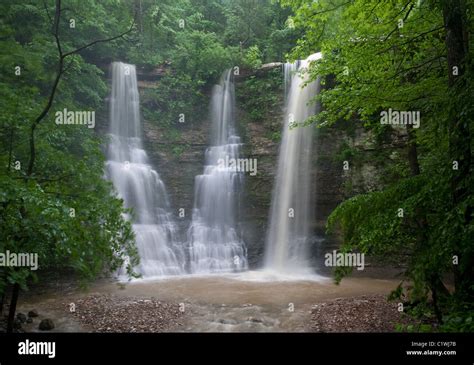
236;68;283;125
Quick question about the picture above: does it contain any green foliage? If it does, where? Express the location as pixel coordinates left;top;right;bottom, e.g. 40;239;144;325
334;141;355;163
142;74;205;128
440;309;474;332
0;0;139;295
268;130;282;143
164;128;182;143
130;0;294;144
243;45;263;70
237;68;283;123
171;30;233;83
171;145;186;158
395;323;433;333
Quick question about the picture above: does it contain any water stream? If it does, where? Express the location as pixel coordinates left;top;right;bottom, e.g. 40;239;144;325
106;62;186;277
264;53;322;274
188;69;248;273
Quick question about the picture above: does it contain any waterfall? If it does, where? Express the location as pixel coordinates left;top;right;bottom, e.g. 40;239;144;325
264;53;322;273
106;62;186;277
188;69;248;273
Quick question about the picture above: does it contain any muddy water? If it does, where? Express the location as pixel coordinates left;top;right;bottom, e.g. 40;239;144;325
16;271;399;332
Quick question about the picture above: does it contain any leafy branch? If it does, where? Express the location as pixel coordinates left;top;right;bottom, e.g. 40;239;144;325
27;0;136;176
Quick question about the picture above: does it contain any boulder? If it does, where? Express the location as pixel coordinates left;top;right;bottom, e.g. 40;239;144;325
16;313;27;323
28;310;39;318
39;319;55;331
13;318;22;329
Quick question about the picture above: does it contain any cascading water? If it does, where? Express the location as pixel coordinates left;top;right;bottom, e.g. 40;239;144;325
106;62;186;277
264;53;322;274
188;69;248;273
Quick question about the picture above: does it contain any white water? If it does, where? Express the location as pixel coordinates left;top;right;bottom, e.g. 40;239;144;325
188;70;248;273
264;53;322;274
106;62;186;277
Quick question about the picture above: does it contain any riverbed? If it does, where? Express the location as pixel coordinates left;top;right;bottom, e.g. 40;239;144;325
15;270;403;332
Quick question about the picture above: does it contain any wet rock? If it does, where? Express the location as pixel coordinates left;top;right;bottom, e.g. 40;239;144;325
217;318;237;325
13;318;22;329
0;319;6;332
28;310;39;318
39;318;55;331
26;317;33;324
16;313;27;323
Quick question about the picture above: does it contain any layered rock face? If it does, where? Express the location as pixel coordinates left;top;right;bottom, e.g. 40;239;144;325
137;67;392;269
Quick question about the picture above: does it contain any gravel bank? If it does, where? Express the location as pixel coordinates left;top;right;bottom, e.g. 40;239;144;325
310;294;418;332
67;295;185;332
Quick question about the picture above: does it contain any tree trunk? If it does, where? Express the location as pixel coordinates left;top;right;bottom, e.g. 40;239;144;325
6;283;20;333
406;125;420;176
442;0;472;295
0;269;6;316
407;124;449;321
0;290;5;317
